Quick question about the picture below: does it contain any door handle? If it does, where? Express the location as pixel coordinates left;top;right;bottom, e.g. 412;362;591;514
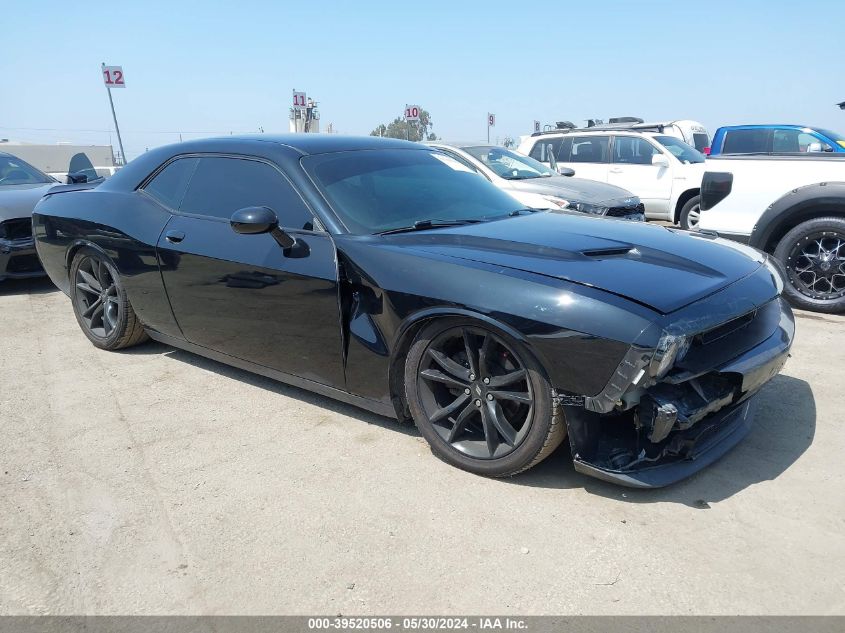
609;167;623;173
165;230;185;244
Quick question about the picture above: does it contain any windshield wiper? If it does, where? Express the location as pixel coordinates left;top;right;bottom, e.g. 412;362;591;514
377;218;485;235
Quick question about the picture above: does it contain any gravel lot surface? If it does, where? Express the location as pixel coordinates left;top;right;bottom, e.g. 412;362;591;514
1;277;843;615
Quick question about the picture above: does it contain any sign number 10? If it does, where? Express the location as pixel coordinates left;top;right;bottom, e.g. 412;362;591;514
102;66;126;88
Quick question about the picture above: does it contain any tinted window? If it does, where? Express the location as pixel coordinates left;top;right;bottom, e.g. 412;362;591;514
528;137;573;163
569;136;610;163
180;157;314;229
722;129;770;153
463;146;555;180
0;154;54;185
692;133;710;152
612;137;659;164
653;136;705;163
772;129;833;152
143;157;199;209
302;149;526;234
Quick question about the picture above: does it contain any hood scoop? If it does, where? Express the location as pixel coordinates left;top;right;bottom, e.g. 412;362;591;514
582;246;635;258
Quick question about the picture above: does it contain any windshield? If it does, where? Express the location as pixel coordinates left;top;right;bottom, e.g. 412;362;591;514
652;135;705;164
303;149;528;234
462;146;556;180
0;155;54;185
818;128;845;149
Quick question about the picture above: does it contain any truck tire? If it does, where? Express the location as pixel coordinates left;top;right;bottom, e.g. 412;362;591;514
773;217;845;314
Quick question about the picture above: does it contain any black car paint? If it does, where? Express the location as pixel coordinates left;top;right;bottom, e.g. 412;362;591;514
32;135;793;487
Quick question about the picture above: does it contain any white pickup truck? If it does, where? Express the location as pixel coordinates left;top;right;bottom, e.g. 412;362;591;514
699;154;845;313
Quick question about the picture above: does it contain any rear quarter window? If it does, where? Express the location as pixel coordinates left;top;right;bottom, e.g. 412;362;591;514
142;157;199;209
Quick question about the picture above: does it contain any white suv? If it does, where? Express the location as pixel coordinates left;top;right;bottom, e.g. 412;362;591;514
517;128;706;228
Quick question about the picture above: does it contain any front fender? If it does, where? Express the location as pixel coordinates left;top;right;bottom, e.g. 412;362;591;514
750;181;845;251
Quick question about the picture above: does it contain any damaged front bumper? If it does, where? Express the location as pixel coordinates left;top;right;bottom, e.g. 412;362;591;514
563;296;795;488
0;236;44;281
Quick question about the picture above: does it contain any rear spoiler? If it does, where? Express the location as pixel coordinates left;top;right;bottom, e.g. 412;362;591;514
45;180;103;195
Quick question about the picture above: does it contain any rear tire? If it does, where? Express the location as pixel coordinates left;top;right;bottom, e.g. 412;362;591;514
404;318;565;477
69;248;149;350
773;217;845;314
679;195;701;230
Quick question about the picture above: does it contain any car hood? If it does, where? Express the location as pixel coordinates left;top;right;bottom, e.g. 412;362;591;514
390;212;764;314
0;183;56;221
510;176;638;206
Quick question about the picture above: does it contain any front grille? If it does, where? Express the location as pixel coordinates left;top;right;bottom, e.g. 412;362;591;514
670;300;780;380
6;254;42;274
0;218;33;241
696;309;757;345
606;203;645;219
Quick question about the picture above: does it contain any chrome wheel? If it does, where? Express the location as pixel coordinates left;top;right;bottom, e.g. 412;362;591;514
786;232;845;300
415;326;534;459
74;255;120;338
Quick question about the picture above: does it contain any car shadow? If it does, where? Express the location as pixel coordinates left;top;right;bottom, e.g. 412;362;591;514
122;342;421;438
118;342;815;504
0;276;57;296
511;374;816;507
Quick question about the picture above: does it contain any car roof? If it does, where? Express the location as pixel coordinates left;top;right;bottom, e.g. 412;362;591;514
213;134;422;155
716;124;816;131
426;141;496;150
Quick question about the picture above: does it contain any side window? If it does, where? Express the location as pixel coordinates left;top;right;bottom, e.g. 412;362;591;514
722;129;770;153
179;157;314;229
568;135;610;163
529;138;560;162
612;137;659;165
143;157;199;210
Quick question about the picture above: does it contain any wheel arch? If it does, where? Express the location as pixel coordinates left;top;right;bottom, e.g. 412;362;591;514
65;239;114;276
673;188;700;224
750;182;845;253
386;308;554;423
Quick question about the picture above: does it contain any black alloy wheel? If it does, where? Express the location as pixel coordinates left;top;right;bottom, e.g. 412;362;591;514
405;319;565;477
774;217;845;314
786;232;845;299
69;248;149;350
74;255;120;338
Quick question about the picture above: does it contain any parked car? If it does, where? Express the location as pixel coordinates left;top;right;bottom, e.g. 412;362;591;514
699;153;845;313
708;124;845;156
426;142;644;220
0;151;57;281
517;127;707;228
33;135;793;487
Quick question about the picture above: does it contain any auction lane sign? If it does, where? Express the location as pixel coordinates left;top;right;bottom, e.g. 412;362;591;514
102;66;126;88
405;105;421;122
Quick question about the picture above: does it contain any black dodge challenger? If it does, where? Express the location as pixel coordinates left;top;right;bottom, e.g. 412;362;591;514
33;135;794;487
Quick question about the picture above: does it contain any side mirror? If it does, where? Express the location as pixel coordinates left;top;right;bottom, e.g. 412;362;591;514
652;154;670;168
806;142;823;153
67;172;88;184
558;167;575;177
230;206;297;249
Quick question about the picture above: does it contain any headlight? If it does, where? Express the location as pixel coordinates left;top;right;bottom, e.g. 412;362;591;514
764;257;785;295
539;194;570;209
649;332;691;379
568;201;610;216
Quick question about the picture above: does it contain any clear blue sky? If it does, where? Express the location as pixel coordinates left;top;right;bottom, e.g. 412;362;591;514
2;0;844;159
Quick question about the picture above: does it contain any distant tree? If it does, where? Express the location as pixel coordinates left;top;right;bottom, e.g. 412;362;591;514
370;109;435;142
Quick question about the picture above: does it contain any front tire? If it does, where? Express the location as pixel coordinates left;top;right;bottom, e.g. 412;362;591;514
69;248;149;350
679;195;701;230
404;318;565;477
773;217;845;314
